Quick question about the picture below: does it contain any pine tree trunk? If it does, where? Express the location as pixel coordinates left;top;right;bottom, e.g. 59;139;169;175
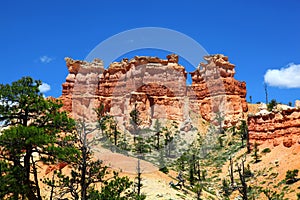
31;156;42;200
24;147;38;200
81;146;87;200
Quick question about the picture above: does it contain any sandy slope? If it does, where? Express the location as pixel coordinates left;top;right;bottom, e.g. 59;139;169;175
221;141;300;199
93;147;196;199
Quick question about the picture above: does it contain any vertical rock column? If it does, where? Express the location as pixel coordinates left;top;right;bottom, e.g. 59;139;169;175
61;57;104;121
188;54;248;128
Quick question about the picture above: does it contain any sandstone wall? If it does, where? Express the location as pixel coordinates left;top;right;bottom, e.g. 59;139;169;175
60;57;104;120
188;54;248;127
248;107;300;148
60;54;247;128
96;54;187;126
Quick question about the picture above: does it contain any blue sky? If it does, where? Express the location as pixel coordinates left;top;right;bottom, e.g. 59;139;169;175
0;0;300;104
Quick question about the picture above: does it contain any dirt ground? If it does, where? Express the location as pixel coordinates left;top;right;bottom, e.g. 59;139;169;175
93;147;196;200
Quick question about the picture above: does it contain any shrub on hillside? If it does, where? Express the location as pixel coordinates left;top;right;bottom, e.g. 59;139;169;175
285;169;299;184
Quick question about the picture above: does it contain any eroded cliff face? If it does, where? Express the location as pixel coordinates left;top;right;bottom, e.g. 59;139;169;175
61;57;104;120
248;105;300;148
188;54;248;127
60;54;247;128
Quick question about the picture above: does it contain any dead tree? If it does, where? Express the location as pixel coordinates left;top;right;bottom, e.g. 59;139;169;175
264;83;268;104
229;156;234;188
136;158;142;197
237;157;248;200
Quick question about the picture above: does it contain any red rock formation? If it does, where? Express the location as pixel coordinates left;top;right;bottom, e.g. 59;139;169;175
97;54;187;126
188;54;248;127
45;162;68;175
60;57;104;120
248;107;300;148
61;54;247;128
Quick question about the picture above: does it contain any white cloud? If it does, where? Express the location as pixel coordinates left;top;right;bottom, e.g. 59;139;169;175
39;55;53;63
264;63;300;88
39;83;51;93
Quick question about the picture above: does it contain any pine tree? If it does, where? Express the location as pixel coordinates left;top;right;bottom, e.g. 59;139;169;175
229;156;234;187
214;111;224;134
158;149;168;173
0;77;77;200
44;120;134;200
285;169;299;184
95;103;108;137
262;188;284;200
222;179;231;198
162;127;174;157
130;103;141;143
237;157;248;200
252;142;261;163
239;120;249;151
267;99;277;111
264;82;269;104
228;125;237;136
129;103;146;199
153;119;162;150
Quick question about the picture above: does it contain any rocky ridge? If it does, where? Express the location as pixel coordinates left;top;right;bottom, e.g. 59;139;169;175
188;54;248;127
60;54;247;128
248;103;300;148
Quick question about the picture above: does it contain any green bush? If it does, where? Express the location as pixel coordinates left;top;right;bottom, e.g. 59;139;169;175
285;169;299;184
262;148;271;154
159;166;169;174
267;99;278;111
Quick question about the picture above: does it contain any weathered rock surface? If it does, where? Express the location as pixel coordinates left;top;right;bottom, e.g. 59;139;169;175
188;54;248;127
60;57;104;120
248;105;300;148
60;54;247;128
45;162;68;175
